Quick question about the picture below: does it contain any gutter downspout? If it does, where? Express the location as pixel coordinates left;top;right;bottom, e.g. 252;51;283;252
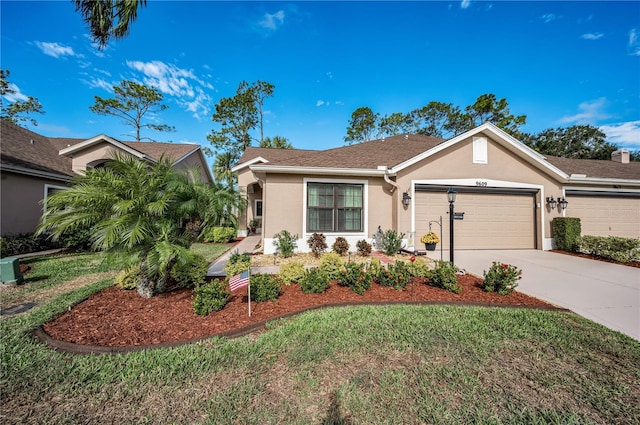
382;168;398;193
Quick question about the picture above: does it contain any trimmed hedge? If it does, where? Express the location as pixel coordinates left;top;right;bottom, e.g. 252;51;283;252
580;235;640;263
552;217;581;252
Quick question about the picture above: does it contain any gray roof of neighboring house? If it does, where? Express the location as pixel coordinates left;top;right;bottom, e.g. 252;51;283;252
1;121;204;178
237;133;640;181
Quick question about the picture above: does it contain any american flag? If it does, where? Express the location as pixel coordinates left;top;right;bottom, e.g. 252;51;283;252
229;270;250;291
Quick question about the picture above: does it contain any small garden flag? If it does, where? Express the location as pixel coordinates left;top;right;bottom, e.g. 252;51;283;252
229;270;250;291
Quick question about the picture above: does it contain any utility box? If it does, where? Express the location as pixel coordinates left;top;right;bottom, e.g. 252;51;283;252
0;258;24;284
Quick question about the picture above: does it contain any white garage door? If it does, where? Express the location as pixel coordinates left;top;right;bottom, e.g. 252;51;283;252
566;195;640;238
415;191;536;249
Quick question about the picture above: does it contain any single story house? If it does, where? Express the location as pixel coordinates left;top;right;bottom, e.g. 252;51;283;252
0;120;213;236
233;122;640;254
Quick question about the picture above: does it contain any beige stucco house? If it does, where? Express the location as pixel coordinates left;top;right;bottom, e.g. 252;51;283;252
233;122;640;255
0;121;212;236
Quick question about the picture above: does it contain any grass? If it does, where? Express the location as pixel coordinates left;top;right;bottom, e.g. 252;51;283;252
1;250;640;424
189;243;230;263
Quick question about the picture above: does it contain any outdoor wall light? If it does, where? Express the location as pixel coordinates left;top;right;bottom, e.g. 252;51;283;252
402;192;412;207
557;197;568;210
545;196;557;209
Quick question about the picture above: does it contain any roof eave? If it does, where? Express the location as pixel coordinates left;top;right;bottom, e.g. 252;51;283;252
567;176;640;186
232;156;269;173
0;163;73;182
249;164;391;177
59;135;153;161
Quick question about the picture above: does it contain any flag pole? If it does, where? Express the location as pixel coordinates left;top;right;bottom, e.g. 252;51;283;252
248;268;251;317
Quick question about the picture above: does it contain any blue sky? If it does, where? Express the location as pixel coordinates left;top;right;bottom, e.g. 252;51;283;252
2;1;639;159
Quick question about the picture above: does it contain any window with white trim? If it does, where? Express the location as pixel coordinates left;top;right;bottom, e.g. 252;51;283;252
255;199;263;218
307;183;363;232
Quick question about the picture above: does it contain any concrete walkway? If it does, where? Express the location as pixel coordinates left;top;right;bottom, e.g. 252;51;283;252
206;235;279;277
455;250;640;342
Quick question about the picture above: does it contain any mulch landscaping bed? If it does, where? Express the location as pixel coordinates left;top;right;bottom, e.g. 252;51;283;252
41;274;556;350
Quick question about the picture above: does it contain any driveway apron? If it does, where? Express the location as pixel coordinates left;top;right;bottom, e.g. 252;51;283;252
455;250;639;342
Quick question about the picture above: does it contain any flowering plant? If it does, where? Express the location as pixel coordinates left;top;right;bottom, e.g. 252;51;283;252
420;232;440;244
482;262;522;295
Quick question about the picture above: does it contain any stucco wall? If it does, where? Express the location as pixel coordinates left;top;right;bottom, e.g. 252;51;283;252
68;143;123;174
1;172;69;236
173;151;211;183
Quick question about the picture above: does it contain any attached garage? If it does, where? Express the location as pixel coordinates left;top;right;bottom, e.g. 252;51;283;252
415;187;537;250
565;191;640;238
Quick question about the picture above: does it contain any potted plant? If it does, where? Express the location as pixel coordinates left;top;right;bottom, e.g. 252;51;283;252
420;232;440;251
248;219;259;234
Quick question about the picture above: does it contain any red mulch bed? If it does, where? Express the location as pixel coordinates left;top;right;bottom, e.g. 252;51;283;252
42;274;555;349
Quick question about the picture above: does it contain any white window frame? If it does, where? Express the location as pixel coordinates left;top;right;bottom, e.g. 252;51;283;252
254;199;263;218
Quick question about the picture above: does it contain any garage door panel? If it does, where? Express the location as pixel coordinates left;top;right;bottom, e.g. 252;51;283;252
567;196;640;238
416;191;535;250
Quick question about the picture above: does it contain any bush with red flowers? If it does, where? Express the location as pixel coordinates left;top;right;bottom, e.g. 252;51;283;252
482;262;522;295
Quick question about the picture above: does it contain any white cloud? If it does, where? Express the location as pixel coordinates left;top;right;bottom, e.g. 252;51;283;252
3;83;29;102
581;33;603;40
629;28;640;56
460;0;471;9
34;41;76;58
316;100;325;107
259;10;285;30
541;13;561;24
558;98;610;125
599;121;640;149
82;77;114;92
127;60;196;97
335;101;344;106
181;87;211;120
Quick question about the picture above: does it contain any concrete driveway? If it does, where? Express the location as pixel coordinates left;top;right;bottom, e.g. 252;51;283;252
455;250;639;342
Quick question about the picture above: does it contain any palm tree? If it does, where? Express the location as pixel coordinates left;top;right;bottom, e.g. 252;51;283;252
259;136;293;149
213;151;237;187
39;154;199;298
73;0;147;49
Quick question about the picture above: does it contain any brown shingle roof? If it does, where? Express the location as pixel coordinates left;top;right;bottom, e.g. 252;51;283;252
545;155;640;180
123;141;199;162
0;120;73;177
237;146;318;165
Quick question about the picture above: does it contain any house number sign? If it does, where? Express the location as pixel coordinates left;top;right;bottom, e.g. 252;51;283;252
476;181;488;187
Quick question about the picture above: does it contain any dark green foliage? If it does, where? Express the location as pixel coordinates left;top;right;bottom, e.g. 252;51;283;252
202;226;236;243
552;217;582;252
300;267;330;294
332;237;350;256
59;223;94;251
338;262;373;295
482;262;521;295
192;279;230;315
273;230;298;258
377;261;412;290
427;261;461;294
307;232;327;257
319;252;344;281
0;233;58;258
170;253;209;288
356;239;372;256
249;273;281;302
380;229;405;255
580;235;640;263
115;267;140;290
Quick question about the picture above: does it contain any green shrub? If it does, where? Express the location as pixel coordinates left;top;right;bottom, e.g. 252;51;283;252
332;237;350;256
339;262;373;295
356;239;372;257
300;267;330;294
380;229;405;255
0;232;59;257
482;262;521;295
249;273;281;302
202;226;236;243
580;235;640;263
371;226;384;251
192;280;230;315
225;251;251;278
427;261;461;294
0;238;7;258
368;257;383;276
307;233;328;257
278;261;306;285
170;253;209;288
319;252;344;281
552;217;581;252
273;230;298;258
59;223;94;251
377;261;412;290
115;267;140;290
407;256;431;278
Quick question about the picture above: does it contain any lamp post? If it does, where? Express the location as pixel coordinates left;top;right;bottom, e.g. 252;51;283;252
447;188;457;264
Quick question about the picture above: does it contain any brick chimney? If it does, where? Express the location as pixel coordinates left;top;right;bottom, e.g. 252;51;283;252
611;149;630;164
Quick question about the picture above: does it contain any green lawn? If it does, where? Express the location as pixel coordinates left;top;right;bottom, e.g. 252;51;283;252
1;251;639;424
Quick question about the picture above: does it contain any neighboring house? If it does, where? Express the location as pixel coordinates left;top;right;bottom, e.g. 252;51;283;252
233;122;640;254
0;121;213;236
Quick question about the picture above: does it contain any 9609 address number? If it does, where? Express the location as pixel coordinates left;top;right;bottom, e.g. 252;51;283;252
476;181;488;187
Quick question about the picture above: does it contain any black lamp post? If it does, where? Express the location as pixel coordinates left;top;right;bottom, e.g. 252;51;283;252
447;188;457;264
